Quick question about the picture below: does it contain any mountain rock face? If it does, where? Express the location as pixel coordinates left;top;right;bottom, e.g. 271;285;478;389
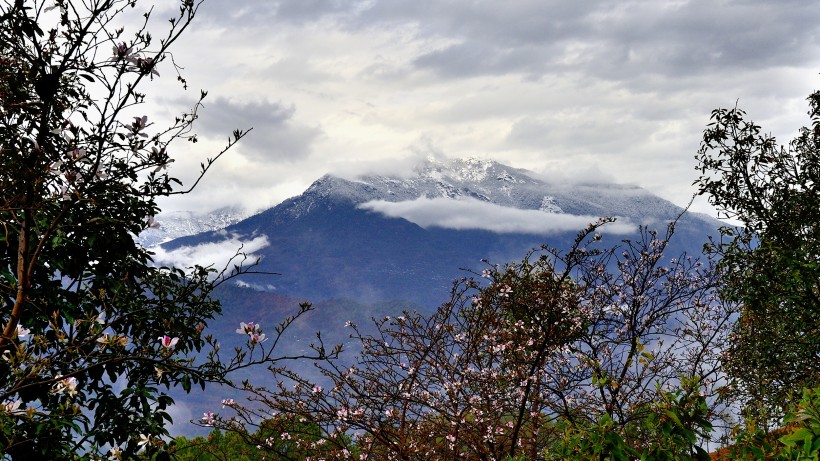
161;157;719;308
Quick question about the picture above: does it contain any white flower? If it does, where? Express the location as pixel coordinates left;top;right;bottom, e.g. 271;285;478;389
68;147;87;161
236;321;260;335
250;333;267;344
97;333;128;348
201;411;215;426
1;400;23;415
108;444;122;460
16;326;30;340
112;43;135;61
137;434;151;449
221;398;236;408
158;335;179;349
52;376;78;396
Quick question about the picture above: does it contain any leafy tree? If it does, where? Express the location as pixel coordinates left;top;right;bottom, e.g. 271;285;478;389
712;387;820;461
546;377;713;461
0;0;321;459
172;416;339;461
206;219;736;460
695;90;820;424
171;430;262;461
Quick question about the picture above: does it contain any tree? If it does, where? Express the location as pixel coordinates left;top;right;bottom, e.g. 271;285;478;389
171;430;263;461
207;218;737;460
171;417;339;461
0;1;319;459
695;90;820;424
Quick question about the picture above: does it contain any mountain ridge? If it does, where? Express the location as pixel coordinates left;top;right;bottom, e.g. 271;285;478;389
252;156;695;228
156;157;718;307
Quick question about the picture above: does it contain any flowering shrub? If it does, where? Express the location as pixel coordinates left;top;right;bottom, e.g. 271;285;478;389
203;218;737;460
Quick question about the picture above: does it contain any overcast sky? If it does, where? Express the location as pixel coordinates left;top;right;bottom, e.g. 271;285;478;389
139;0;820;216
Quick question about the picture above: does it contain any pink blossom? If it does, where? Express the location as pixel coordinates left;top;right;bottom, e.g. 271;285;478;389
1;400;22;415
158;335;179;349
200;411;215;426
249;333;267;344
236;321;261;335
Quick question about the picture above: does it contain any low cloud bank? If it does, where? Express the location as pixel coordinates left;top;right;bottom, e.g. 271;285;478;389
360;197;635;235
150;235;270;272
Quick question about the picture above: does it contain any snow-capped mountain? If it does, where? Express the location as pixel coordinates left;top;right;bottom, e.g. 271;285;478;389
160;157;722;436
280;157;681;223
160;157;719;307
137;207;248;247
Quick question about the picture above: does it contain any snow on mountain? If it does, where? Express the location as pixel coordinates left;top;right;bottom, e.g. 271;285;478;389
154;157;719;303
277;157;686;232
137;207;248;248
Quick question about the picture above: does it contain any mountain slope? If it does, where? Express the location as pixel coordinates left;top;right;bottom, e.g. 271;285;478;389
160;157;719;307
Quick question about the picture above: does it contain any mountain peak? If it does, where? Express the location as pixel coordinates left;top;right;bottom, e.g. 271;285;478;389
291;157;674;223
413;156;536;185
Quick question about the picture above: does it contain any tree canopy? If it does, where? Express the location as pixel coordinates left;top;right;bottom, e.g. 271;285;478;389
0;1;321;458
695;90;820;423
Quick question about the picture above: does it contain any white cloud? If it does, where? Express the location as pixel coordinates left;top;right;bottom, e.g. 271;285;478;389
123;0;820;220
150;235;270;272
359;197;635;235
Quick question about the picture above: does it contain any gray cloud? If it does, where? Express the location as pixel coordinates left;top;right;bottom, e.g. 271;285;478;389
151;0;820;218
196;1;820;83
348;1;820;85
195;98;322;162
360;197;635;234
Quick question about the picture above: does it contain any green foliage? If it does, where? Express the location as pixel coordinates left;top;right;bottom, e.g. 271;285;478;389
0;0;254;458
172;416;341;461
695;90;820;422
778;389;820;460
720;387;820;461
545;378;713;461
172;430;262;461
